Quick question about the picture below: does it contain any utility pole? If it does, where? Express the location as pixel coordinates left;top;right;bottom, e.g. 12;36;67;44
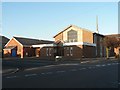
96;15;99;33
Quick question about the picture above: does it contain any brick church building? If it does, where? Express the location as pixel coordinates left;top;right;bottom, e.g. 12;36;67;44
4;25;107;59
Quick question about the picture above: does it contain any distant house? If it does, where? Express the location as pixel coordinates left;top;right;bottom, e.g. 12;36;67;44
0;35;9;58
4;37;54;58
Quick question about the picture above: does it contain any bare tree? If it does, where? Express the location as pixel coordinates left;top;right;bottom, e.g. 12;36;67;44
104;36;120;59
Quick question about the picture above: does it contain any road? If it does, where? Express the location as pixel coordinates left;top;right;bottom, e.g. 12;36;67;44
2;59;120;88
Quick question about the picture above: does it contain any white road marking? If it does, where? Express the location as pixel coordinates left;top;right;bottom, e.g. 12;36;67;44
101;64;106;67
41;73;45;75
26;68;38;71
81;61;90;63
70;69;77;71
112;63;119;65
6;76;17;79
107;63;111;65
25;74;37;77
88;67;92;69
56;71;66;73
96;65;101;67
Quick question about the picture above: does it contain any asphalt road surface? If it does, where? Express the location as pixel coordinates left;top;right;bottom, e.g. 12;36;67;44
2;59;120;88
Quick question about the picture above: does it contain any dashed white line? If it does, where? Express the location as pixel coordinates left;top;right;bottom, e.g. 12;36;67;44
107;63;111;65
25;74;37;77
41;73;45;75
6;76;17;79
101;64;106;67
88;67;92;69
25;68;38;71
96;65;101;67
81;61;90;63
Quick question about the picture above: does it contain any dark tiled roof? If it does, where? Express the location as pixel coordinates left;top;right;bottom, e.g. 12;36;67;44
13;36;54;46
0;35;9;48
105;34;120;37
93;33;105;37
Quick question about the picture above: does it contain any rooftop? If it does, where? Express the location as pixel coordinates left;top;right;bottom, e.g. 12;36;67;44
13;36;54;46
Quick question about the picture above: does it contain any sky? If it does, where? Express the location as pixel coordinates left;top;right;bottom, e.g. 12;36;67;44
2;2;118;40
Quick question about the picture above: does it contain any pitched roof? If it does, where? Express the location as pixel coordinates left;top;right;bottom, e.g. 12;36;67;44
53;24;94;38
13;36;54;46
105;34;120;38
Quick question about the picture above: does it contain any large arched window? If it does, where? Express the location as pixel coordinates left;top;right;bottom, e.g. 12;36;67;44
67;30;78;42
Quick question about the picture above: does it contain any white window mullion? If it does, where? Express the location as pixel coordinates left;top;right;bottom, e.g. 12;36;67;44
46;48;49;56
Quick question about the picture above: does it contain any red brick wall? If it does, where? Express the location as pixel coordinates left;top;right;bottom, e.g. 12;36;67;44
23;47;35;57
83;45;96;58
64;45;83;59
4;38;23;57
39;47;54;59
54;33;63;42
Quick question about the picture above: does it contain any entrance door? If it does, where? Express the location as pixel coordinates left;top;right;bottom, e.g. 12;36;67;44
12;49;17;57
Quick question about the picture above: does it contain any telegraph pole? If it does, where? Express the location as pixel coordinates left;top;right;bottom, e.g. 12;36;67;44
96;15;99;33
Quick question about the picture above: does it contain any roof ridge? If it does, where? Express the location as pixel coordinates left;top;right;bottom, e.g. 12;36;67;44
13;36;54;42
53;24;94;38
13;36;39;39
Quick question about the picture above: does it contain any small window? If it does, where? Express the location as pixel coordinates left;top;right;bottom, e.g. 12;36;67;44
49;48;52;56
67;30;78;42
66;47;70;56
70;47;73;56
67;54;69;56
46;48;49;56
